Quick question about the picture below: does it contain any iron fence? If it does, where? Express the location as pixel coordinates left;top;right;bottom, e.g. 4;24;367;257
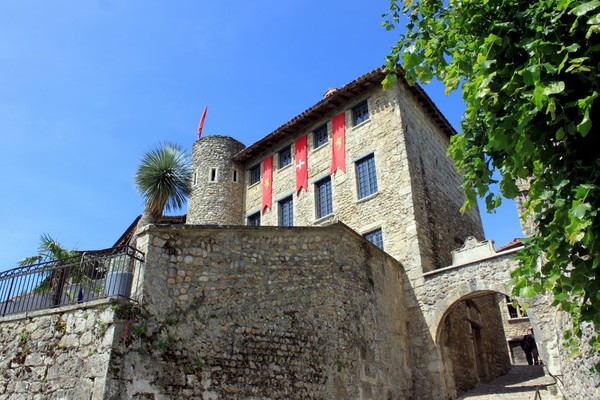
0;246;144;317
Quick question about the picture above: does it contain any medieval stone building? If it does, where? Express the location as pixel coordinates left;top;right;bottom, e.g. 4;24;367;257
0;67;597;399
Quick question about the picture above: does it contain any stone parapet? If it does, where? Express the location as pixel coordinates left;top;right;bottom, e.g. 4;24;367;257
112;223;428;399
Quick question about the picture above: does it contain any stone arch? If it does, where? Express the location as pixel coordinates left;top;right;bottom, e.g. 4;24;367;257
433;286;514;397
432;283;511;345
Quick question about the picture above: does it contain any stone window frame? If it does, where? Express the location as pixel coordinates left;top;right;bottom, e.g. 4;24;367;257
278;194;294;227
232;169;239;183
208;167;219;183
192;169;198;187
314;176;333;220
313;123;329;149
246;211;261;226
278;145;293;169
354;152;379;200
363;228;384;250
351;98;370;126
248;164;261;186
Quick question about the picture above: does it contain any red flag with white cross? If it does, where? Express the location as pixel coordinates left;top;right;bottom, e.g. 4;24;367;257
262;156;273;213
295;135;308;195
331;112;346;174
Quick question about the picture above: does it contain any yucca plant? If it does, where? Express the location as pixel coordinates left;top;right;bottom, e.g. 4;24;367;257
134;142;191;227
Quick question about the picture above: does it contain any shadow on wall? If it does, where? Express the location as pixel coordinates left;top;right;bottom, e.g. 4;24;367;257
106;223;451;400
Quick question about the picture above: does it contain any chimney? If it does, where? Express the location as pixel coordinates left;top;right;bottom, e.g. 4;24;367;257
323;88;338;98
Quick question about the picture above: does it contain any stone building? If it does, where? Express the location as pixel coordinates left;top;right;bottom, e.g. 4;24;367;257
1;67;597;399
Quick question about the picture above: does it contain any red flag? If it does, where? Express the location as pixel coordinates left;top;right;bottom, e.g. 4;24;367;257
197;106;208;139
331;112;346;174
295;135;308;195
262;156;273;213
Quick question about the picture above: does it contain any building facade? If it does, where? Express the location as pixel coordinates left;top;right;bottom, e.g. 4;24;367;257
5;67;596;400
188;68;483;280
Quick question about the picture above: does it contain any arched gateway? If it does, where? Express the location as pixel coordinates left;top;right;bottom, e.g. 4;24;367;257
416;237;563;397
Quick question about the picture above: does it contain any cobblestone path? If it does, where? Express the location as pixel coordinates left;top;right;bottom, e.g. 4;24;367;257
457;365;562;399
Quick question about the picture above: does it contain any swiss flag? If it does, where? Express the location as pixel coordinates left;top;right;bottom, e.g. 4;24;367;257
295;135;308;195
331;112;346;174
262;156;273;213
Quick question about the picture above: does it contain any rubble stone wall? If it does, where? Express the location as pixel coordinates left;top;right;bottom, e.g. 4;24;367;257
187;135;246;225
110;223;421;399
439;294;511;397
0;300;126;400
396;83;484;272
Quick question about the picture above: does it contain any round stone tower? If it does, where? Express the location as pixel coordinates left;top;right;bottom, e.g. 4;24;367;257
186;135;246;225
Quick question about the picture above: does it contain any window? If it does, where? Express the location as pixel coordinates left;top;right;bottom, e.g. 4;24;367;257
192;170;197;186
315;177;333;219
352;99;369;126
313;124;328;148
356;154;378;199
209;167;218;182
364;229;384;249
247;212;260;226
278;196;293;226
232;169;238;183
278;145;292;169
506;296;527;319
249;164;261;185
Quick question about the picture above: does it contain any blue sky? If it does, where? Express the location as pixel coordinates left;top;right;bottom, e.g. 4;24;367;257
0;1;522;270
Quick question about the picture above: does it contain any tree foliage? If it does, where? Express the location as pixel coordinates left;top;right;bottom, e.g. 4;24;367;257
18;233;79;266
134;142;191;222
384;0;599;353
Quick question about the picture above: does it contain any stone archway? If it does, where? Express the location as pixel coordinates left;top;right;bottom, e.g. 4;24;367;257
434;290;512;397
417;239;563;397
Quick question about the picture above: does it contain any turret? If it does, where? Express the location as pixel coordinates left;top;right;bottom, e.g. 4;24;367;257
186;135;246;225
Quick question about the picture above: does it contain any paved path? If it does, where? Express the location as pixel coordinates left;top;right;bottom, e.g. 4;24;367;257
457;365;561;399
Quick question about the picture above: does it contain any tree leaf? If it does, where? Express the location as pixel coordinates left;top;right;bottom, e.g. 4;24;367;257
577;112;592;136
571;1;600;17
543;81;565;95
519;285;538;298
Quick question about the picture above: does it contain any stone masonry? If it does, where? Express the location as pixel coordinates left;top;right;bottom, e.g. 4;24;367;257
0;299;129;400
107;223;420;399
1;66;598;399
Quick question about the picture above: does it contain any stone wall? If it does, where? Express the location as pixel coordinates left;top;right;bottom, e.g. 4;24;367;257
556;320;600;400
439;294;511;397
396;83;483;272
187;136;246;225
110;223;423;399
497;294;531;365
422;244;600;399
0;299;128;400
239;81;482;282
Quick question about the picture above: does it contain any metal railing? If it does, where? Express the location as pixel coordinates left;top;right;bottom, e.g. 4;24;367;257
0;246;144;317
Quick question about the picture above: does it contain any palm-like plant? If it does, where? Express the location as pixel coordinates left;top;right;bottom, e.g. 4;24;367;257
18;234;80;305
135;142;191;226
18;233;79;267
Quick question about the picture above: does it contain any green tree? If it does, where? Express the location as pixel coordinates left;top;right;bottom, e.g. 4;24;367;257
134;142;191;227
383;0;599;354
19;234;80;305
18;233;79;267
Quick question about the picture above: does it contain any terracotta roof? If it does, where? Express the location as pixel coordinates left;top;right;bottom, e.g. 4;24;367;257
495;238;523;252
233;66;457;162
